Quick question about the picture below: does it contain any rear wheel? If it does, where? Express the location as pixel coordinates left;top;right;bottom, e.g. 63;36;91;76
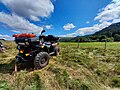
34;52;50;69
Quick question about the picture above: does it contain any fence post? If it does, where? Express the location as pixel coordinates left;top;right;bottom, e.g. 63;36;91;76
78;39;80;48
104;36;107;50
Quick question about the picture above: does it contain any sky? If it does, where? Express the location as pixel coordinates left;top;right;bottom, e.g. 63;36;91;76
0;0;120;40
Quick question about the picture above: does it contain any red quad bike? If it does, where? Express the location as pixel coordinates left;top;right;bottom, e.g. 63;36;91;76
13;30;60;71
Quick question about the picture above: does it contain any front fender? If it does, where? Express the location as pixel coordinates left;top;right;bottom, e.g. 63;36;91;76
16;55;26;63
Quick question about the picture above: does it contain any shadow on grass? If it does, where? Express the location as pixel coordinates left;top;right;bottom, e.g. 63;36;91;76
0;60;15;74
0;60;35;74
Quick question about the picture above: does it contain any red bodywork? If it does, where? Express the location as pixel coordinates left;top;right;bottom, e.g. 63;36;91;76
13;33;36;38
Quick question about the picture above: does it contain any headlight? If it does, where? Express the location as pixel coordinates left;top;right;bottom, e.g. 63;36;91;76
41;46;44;48
20;50;24;53
25;53;30;56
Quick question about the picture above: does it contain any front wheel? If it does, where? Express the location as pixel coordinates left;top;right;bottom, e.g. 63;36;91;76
34;52;50;69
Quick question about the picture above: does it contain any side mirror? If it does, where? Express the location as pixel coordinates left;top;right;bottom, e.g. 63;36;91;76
41;30;46;35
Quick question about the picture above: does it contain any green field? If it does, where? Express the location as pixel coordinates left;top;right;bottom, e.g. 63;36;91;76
0;41;120;90
61;42;120;49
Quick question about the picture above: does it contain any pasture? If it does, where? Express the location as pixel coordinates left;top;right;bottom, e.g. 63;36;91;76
0;41;120;90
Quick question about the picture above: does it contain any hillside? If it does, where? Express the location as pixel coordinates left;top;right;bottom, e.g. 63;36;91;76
94;22;120;37
0;41;120;90
60;22;120;42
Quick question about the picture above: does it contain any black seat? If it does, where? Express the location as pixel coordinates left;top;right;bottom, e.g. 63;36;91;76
44;35;59;41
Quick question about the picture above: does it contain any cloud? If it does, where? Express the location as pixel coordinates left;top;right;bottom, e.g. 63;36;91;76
0;34;13;40
10;30;20;33
75;21;111;36
45;25;53;29
0;12;43;34
0;0;54;21
112;0;120;3
86;21;90;24
30;16;40;22
112;18;120;23
63;23;75;30
62;21;112;37
63;0;120;37
94;0;120;23
60;33;76;37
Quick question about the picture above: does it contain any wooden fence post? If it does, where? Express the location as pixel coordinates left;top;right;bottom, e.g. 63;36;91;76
78;39;80;48
104;36;107;50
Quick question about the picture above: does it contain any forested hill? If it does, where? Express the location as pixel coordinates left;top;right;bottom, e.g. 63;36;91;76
94;22;120;37
60;22;120;42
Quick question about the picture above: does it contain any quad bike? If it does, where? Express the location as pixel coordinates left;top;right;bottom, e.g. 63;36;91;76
13;30;60;71
0;42;7;52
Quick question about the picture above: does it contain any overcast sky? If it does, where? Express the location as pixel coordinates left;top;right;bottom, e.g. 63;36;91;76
0;0;120;40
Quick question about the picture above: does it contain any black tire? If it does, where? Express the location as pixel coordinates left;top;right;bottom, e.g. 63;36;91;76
34;52;50;69
54;46;60;56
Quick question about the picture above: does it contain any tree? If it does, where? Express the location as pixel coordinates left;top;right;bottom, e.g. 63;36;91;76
114;34;120;41
99;35;106;42
106;37;114;42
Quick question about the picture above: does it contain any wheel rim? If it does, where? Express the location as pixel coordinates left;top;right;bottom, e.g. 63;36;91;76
40;57;47;65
